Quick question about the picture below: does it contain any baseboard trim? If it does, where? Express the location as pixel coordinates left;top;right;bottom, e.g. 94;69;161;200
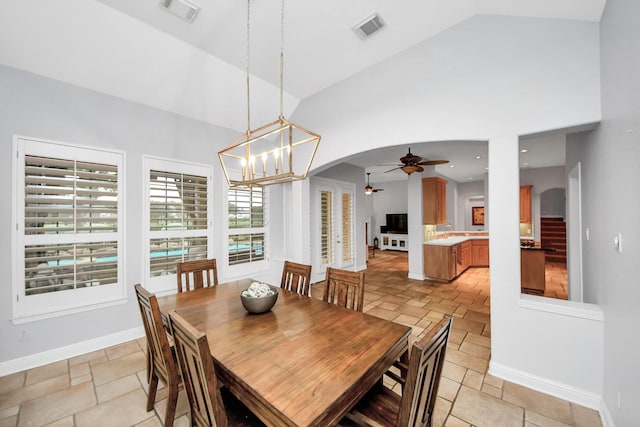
599;400;615;427
0;326;145;376
489;361;602;410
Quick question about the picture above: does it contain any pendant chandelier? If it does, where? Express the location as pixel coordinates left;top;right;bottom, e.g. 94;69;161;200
218;0;321;188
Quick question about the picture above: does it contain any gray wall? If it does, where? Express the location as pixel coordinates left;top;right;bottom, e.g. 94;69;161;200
0;65;254;362
581;0;640;423
540;188;565;217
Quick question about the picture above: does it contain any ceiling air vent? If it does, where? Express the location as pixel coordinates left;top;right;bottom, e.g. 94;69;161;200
353;13;385;40
159;0;201;23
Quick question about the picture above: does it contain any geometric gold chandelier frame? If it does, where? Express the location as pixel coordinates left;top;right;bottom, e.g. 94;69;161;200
218;0;320;188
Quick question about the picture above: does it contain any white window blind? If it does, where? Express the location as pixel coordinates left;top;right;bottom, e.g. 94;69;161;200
144;158;212;293
341;192;353;262
320;190;333;266
227;187;266;266
14;137;125;321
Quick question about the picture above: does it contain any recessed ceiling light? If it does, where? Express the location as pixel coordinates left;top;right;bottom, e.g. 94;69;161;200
475;155;481;160
485;167;489;170
523;162;529;166
520;148;529;153
468;177;473;180
449;164;455;168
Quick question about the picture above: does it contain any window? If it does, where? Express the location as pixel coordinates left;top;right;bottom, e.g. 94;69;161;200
320;190;333;266
13;136;125;321
227;187;266;267
341;192;353;262
143;157;212;293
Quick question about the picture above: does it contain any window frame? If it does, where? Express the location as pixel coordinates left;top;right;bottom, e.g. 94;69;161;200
12;135;127;323
224;185;269;278
142;156;213;295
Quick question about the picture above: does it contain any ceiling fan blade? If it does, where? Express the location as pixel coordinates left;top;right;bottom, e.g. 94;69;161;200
384;166;402;173
416;165;424;173
376;163;402;167
418;159;449;166
373;188;384;192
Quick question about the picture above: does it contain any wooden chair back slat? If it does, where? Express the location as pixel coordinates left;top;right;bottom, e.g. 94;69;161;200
177;259;218;293
169;311;229;427
322;267;365;312
280;261;312;296
135;284;180;427
398;315;453;427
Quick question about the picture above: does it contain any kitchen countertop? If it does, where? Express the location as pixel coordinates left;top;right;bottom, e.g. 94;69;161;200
520;246;556;251
424;235;488;246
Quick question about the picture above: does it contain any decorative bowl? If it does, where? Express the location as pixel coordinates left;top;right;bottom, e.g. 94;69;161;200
240;283;279;314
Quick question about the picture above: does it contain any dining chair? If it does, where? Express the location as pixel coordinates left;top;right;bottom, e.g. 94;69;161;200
343;315;453;427
176;258;218;293
168;311;265;427
134;284;180;427
322;267;365;312
280;260;312;296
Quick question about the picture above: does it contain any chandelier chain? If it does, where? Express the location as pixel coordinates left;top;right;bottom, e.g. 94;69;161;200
246;0;251;132
279;0;285;118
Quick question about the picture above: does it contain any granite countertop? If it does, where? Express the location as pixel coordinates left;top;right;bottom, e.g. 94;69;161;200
424;235;488;246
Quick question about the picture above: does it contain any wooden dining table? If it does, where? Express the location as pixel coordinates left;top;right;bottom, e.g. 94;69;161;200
156;278;411;427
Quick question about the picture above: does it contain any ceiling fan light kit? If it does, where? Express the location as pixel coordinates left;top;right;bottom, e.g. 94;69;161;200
218;0;320;188
364;172;383;195
385;148;449;175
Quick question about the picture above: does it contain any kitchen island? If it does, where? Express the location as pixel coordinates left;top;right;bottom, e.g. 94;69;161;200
423;232;488;281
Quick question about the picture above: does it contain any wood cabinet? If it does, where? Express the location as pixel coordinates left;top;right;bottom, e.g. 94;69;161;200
457;240;472;273
471;239;489;267
424;245;456;281
521;248;545;294
520;185;532;223
422;177;447;225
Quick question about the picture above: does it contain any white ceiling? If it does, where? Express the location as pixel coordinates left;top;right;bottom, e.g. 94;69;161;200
342;134;566;184
96;0;605;99
0;0;601;183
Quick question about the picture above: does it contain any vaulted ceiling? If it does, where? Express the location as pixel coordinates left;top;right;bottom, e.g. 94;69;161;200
0;0;604;182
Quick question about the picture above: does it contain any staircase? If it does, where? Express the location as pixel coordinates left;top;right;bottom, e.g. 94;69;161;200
541;217;566;264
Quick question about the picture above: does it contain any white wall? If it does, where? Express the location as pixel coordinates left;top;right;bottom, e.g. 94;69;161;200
457;180;486;230
293;16;600;169
367;180;409;242
572;0;640;423
292;14;605;410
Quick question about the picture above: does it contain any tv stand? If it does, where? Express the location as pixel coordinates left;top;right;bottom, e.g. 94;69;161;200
380;233;409;251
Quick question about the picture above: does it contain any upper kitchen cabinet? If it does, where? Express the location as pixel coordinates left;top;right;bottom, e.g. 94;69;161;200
423;177;447;224
520;185;532;223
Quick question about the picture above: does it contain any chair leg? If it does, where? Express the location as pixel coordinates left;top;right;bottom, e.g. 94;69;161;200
147;373;159;412
163;382;178;427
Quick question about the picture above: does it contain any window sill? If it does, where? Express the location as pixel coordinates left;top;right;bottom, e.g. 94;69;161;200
518;294;604;321
12;297;128;325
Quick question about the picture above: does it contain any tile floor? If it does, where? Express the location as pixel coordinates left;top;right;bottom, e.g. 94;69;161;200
0;251;600;427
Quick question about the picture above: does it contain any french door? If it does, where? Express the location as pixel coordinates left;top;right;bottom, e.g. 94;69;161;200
314;180;355;275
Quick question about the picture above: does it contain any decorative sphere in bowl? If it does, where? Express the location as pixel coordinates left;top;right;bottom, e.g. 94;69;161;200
240;282;279;314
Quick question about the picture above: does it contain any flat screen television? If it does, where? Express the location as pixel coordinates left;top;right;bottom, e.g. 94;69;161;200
386;213;408;234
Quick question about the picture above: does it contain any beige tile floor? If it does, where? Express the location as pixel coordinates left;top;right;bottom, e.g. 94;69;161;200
0;251;600;427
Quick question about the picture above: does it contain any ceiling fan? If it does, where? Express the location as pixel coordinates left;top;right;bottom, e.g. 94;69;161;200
384;148;449;175
364;173;384;195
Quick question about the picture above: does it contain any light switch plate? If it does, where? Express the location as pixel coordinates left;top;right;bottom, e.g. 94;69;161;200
614;233;622;253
